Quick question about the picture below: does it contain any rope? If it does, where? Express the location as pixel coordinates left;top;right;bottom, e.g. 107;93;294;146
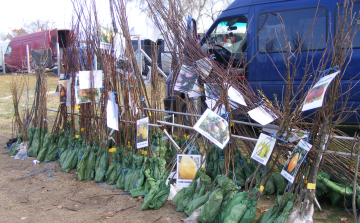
318;65;339;78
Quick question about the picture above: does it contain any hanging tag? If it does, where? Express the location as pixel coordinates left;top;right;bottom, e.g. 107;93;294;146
75;105;80;109
109;148;116;152
259;186;264;192
141;150;147;155
307;183;316;190
75;135;79;139
81;128;85;132
128;141;130;146
149;112;151;117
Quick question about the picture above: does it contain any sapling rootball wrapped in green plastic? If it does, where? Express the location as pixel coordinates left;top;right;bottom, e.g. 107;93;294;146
197;188;224;223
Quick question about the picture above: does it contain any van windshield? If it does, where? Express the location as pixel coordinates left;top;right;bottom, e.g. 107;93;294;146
204;17;247;53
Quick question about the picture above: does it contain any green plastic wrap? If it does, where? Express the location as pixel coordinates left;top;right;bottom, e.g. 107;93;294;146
60;148;69;167
9;134;22;156
28;128;41;157
141;181;162;210
274;201;293;223
44;140;58;163
256;205;279;223
176;180;197;212
85;148;96;180
149;185;170;210
221;191;248;222
239;198;257;223
106;163;121;185
77;148;89;181
61;149;78;172
224;201;248;223
94;149;109;183
27;127;35;147
37;133;52;162
184;191;211;216
172;187;186;205
220;191;237;213
264;176;275;195
197;188;224;223
272;172;287;195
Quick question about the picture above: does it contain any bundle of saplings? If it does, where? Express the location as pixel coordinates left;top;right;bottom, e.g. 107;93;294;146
85;144;98;180
9;133;23;156
44;131;68;162
124;151;144;191
129;156;167;198
105;146;124;184
37;133;55;162
60;136;79;172
77;143;91;181
256;194;294;222
116;148;134;189
28;127;42;157
27;127;35;147
317;171;360;207
94;140;110;183
140;170;170;210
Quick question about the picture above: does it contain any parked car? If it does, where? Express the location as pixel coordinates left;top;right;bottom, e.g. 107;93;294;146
4;29;71;72
165;0;360;124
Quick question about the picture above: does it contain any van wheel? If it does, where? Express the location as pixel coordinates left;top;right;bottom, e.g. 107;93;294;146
180;100;206;126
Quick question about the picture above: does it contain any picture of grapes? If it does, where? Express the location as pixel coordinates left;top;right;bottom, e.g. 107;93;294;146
137;123;148;143
174;65;198;93
198;112;228;145
283;144;308;176
304;83;328;104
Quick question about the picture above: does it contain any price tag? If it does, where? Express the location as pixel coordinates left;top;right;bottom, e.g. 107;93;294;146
141;150;147;155
128;142;130;146
109;148;116;152
200;88;204;92
81;128;84;132
259;186;264;192
75;135;79;139
75;106;80;109
307;183;316;190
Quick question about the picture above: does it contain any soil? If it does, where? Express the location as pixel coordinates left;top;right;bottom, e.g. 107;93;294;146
0;131;356;223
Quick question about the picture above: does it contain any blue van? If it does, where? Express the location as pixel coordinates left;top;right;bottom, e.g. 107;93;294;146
164;0;360;124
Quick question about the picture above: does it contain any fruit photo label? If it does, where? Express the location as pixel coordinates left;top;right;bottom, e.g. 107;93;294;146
176;154;202;188
302;71;340;112
281;139;312;183
174;65;199;94
136;117;149;149
193;109;230;149
58;80;70;104
78;70;103;89
248;106;277;126
251;133;276;166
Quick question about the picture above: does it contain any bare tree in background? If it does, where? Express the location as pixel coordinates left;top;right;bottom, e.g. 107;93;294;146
128;0;233;25
3;19;56;40
203;0;233;22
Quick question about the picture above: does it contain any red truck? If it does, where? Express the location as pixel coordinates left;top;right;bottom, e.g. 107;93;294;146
4;29;71;72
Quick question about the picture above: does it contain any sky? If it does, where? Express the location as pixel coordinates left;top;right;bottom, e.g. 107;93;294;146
0;0;214;36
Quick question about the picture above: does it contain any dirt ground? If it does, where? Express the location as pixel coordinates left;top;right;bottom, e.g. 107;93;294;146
0;129;357;223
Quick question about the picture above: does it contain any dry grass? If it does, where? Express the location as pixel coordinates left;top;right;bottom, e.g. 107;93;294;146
0;74;59;135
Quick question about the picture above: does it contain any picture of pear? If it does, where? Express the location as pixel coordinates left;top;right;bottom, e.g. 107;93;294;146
178;156;197;180
142;127;148;139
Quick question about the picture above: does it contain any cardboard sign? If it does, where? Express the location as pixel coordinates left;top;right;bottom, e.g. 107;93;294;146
281;139;312;183
251;133;276;165
176;154;202;188
302;71;340;111
193;109;229;149
136;117;149;149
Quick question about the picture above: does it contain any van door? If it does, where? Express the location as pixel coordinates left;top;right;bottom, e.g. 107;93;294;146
253;1;329;104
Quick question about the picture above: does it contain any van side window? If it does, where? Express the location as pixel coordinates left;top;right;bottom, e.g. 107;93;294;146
258;7;327;53
5;45;11;55
336;2;360;48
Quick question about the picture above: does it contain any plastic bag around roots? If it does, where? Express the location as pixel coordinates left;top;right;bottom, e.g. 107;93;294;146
14;142;29;159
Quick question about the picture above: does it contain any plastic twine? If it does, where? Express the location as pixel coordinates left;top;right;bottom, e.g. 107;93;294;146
318;65;339;78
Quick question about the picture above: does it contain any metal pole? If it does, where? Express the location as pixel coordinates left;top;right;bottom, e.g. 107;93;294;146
138;37;142;75
1;47;4;75
26;45;30;73
57;43;60;76
140;48;167;78
352;138;359;223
